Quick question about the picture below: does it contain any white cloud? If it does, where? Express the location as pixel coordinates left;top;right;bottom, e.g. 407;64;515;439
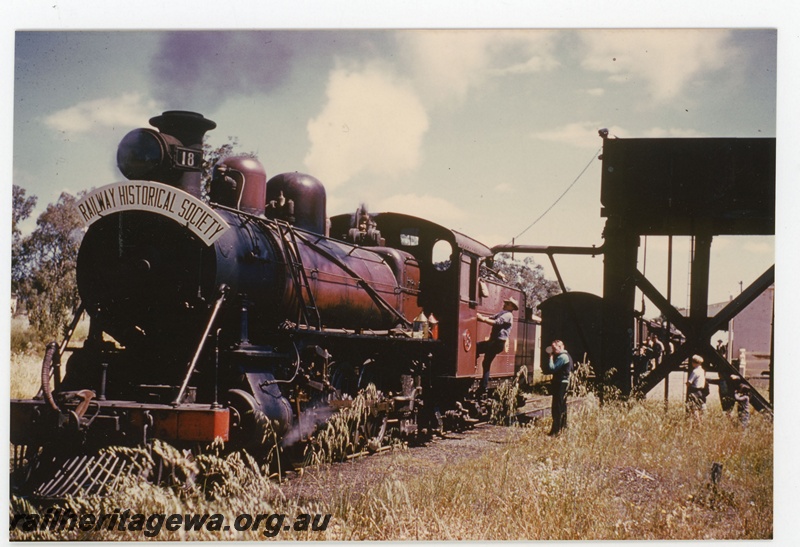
531;122;623;149
491;53;558;76
532;122;709;147
43;93;162;135
398;30;559;105
373;193;466;225
640;126;706;138
585;87;605;96
304;65;429;189
580;29;732;102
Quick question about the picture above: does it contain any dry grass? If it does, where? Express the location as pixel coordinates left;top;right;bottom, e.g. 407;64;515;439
9;315;90;399
326;399;772;540
489;366;527;425
10;317;771;540
10;442;327;541
10;352;42;399
303;384;381;465
10;398;772;541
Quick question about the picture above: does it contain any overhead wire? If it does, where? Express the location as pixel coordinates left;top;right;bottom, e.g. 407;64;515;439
506;146;602;245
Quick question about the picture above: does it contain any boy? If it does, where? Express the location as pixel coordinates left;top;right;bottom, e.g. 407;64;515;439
734;383;751;427
686;355;707;419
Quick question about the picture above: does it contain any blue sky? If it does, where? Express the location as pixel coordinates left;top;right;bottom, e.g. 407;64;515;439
2;3;795;314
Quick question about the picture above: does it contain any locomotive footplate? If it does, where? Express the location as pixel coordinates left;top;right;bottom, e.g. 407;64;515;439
10;398;230;447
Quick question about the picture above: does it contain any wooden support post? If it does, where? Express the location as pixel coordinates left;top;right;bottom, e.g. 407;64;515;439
601;220;640;396
689;233;712;331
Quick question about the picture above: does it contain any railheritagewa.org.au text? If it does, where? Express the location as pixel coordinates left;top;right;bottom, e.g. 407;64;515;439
10;509;332;537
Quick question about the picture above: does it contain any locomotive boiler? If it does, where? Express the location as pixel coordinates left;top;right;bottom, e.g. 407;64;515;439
11;111;538;494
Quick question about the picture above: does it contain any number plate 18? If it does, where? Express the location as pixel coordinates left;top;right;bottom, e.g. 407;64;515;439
172;146;203;171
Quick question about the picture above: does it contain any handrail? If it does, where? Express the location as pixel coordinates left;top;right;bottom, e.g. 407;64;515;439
59;304;86;357
291;229;412;328
173;284;229;406
275;220;322;329
209;204;412;328
490;243;605;256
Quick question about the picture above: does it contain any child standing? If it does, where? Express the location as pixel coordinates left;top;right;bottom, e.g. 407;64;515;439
686;355;707;420
734;384;751;427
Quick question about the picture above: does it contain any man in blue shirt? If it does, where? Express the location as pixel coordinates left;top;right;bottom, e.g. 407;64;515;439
476;297;518;393
543;339;573;436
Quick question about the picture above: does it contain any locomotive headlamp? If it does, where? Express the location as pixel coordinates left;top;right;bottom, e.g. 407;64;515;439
117;128;203;183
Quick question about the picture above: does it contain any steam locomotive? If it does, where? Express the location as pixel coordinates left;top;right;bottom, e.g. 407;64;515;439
11;111;539;487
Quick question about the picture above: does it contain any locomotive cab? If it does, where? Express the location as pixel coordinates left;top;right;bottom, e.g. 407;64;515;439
329;211;529;390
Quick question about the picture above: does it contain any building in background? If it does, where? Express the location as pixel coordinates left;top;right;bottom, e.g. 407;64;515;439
728;285;774;379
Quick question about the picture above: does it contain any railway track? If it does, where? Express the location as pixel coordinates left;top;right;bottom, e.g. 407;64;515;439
12;393;581;500
279;405;575;503
514;393;583;421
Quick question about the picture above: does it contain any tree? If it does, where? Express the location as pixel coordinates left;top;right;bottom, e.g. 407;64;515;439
487;254;562;314
11;185;37;292
17;192;84;340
